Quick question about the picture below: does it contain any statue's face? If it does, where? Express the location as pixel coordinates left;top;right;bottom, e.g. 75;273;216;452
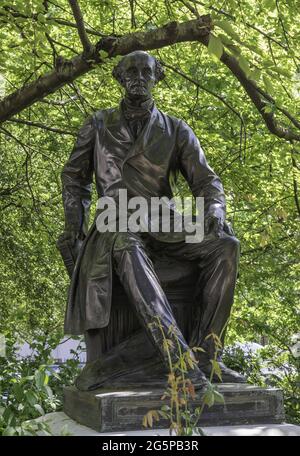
121;53;156;98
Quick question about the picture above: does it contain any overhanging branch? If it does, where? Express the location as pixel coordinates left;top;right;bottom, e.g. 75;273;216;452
0;7;106;37
7;118;76;136
68;0;93;55
0;16;212;123
219;48;300;141
0;13;299;144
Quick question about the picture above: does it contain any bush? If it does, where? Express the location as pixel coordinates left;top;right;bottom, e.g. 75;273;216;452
223;340;300;425
0;332;82;435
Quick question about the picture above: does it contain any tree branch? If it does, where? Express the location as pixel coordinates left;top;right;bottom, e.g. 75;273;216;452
0;7;105;37
40;95;78;106
67;0;93;55
162;60;247;158
162;61;244;121
0;13;299;145
218;47;300;141
129;0;137;28
179;0;200;18
192;0;290;52
291;148;300;217
7;118;76;136
0;16;212;123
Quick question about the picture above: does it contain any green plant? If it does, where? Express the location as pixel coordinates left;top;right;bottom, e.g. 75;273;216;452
143;317;225;436
0;331;82;435
223;339;300;424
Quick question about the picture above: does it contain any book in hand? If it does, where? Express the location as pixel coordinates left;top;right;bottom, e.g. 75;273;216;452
56;234;83;279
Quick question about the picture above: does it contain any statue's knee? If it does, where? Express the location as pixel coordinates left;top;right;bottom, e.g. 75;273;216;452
112;232;144;262
220;235;240;258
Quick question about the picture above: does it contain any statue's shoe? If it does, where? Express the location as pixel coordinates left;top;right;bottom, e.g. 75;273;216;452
198;360;247;383
75;359;108;391
76;361;209;391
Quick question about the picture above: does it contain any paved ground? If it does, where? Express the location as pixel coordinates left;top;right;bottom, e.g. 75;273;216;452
35;412;300;436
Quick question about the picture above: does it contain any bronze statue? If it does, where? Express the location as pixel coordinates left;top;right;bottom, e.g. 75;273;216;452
58;51;246;390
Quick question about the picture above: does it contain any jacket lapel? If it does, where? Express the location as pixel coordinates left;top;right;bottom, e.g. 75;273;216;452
104;107;133;147
104;103;166;166
123;105;165;165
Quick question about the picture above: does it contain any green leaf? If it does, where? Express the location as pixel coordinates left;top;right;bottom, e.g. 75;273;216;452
263;106;273;114
213;390;225;404
214;20;239;41
241;42;264;57
34;404;45;416
37;13;46;24
250;68;261;82
217;33;235;47
202;389;215;407
260;231;270;247
25;391;38;407
269;66;292;78
239;55;251;77
2;426;16;436
263;75;275;96
227;44;242;57
99;50;109;59
262;104;276;114
44;385;53;398
262;59;275;68
3;407;14;425
208;35;223;60
14;17;27;24
35;370;46;389
161;404;170;412
13;383;24;402
263;0;275;10
210;359;222;381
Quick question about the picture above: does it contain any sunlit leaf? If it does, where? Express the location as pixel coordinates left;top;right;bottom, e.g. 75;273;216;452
208;34;224;60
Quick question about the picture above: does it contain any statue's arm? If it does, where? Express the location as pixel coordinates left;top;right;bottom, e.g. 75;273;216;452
177;120;227;235
60;115;95;241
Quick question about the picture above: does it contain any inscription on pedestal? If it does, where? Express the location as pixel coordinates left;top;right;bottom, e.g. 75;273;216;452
63;384;285;433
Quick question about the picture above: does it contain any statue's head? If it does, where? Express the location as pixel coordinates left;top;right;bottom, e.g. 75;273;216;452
112;51;165;99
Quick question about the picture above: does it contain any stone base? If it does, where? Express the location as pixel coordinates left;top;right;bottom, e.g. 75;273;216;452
63;383;285;433
33;412;300;436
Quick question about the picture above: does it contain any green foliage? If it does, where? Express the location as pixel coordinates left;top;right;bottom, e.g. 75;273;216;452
223;339;300;425
144;318;225;436
208;34;223;60
0;0;299;425
0;332;81;435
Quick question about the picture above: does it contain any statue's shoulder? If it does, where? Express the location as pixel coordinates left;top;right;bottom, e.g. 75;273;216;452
158;109;189;130
93;106;118;122
157;109;180;125
158;110;198;144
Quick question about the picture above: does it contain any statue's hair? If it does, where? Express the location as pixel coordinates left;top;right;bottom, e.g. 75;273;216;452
112;52;165;85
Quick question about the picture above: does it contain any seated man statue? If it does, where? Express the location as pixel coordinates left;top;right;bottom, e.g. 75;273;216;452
58;50;246;391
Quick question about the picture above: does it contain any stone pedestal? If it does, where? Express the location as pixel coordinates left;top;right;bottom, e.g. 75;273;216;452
63;384;285;433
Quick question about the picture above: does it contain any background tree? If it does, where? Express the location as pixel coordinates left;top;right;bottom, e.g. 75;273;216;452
0;0;299;364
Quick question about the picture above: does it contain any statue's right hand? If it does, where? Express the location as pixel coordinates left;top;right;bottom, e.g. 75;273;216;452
59;230;79;247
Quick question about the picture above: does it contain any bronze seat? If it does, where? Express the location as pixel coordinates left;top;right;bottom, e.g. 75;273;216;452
85;255;199;362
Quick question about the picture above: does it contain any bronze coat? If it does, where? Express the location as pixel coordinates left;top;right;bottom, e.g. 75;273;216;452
61;103;226;335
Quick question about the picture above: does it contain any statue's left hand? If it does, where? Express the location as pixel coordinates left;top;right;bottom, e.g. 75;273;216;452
204;215;224;237
204;216;235;238
223;221;235;236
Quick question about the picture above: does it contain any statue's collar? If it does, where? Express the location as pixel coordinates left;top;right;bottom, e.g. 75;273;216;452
104;99;164;134
121;96;154;120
